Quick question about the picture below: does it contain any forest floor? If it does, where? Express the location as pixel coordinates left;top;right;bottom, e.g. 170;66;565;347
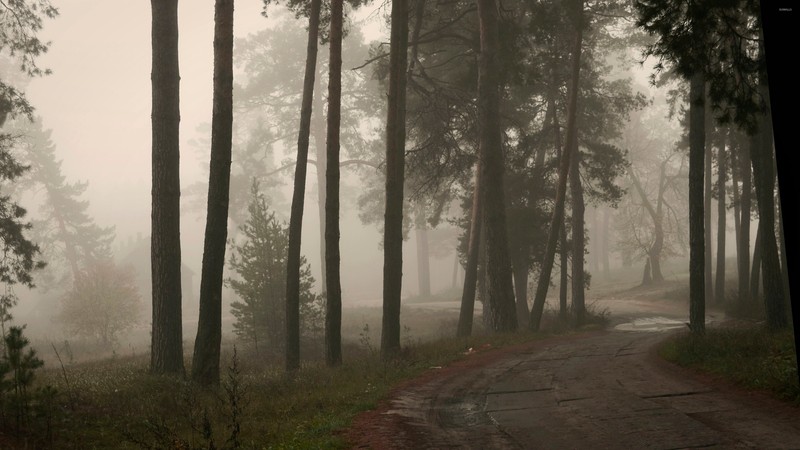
344;284;800;449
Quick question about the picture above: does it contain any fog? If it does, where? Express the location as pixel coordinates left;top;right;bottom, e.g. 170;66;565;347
2;0;777;361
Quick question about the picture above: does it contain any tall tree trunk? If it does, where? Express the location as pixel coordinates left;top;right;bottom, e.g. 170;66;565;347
751;61;787;330
750;220;761;302
511;251;530;329
714;141;727;306
324;0;344;366
529;0;584;331
312;65;327;295
380;0;409;358
457;164;482;337
738;135;752;308
414;207;431;297
704;91;714;306
688;72;706;334
559;222;569;322
775;181;791;307
569;128;586;326
285;0;321;373
192;0;234;386
150;0;184;375
642;257;652;285
476;0;516;332
589;208;599;275
730;137;741;268
601;208;610;276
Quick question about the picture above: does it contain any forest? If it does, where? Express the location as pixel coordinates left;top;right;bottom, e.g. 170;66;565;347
0;0;796;448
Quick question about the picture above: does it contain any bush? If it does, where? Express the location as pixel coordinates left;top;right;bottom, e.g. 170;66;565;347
58;260;142;348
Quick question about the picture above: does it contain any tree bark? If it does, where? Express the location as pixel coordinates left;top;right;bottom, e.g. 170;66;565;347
529;0;584;332
324;0;344;366
380;0;409;358
414;207;431;297
559;222;569;322
285;0;321;373
688;72;706;334
704;90;714;306
150;0;184;375
477;0;516;332
457;163;482;337
750;220;761;302
601;208;610;276
191;0;234;386
730;137;741;271
511;250;530;329
569;125;586;326
751;63;787;330
738;135;752;308
714;140;727;306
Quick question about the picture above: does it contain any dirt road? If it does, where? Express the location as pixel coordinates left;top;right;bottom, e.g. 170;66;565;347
347;328;800;449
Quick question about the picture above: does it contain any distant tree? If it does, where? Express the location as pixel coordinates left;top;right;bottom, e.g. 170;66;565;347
58;260;142;348
228;183;321;353
192;0;235;387
150;0;184;374
8;118;114;290
530;0;585;332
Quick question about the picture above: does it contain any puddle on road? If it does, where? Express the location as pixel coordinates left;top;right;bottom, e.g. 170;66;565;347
614;316;688;332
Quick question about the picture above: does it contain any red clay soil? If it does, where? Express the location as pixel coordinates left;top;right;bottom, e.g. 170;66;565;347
342;331;604;449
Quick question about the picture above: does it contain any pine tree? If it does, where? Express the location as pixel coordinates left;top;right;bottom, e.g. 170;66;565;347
228;183;321;354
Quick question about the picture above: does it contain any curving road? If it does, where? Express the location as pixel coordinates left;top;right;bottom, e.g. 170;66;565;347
350;328;800;449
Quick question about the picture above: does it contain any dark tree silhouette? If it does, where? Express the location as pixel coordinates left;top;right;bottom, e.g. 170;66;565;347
150;0;184;374
192;0;234;386
285;0;322;373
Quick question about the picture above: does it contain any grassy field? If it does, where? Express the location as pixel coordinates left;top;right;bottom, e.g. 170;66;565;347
659;326;800;404
2;324;548;449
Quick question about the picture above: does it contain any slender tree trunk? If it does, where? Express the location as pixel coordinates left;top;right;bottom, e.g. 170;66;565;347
285;0;321;373
476;0;516;332
738;135;752;308
775;180;791;306
601;208;610;276
730;138;741;268
688;72;706;334
589;208;599;275
414;207;431;297
150;0;184;374
452;249;459;288
570;127;586;326
751;62;787;330
478;215;489;328
714;141;727;306
559;222;569;321
313;68;327;295
380;0;409;358
704;91;714;306
750;220;762;302
642;257;652;285
529;0;584;331
511;250;530;329
324;0;344;366
191;0;234;386
457;164;482;337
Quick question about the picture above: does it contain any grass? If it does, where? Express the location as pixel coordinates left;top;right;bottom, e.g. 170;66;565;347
659;326;800;404
4;330;548;449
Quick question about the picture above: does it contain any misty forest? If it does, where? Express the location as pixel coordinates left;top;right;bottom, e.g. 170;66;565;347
0;0;796;448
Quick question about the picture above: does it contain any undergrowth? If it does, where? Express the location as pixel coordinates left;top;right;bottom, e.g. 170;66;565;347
6;331;546;449
659;326;800;404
